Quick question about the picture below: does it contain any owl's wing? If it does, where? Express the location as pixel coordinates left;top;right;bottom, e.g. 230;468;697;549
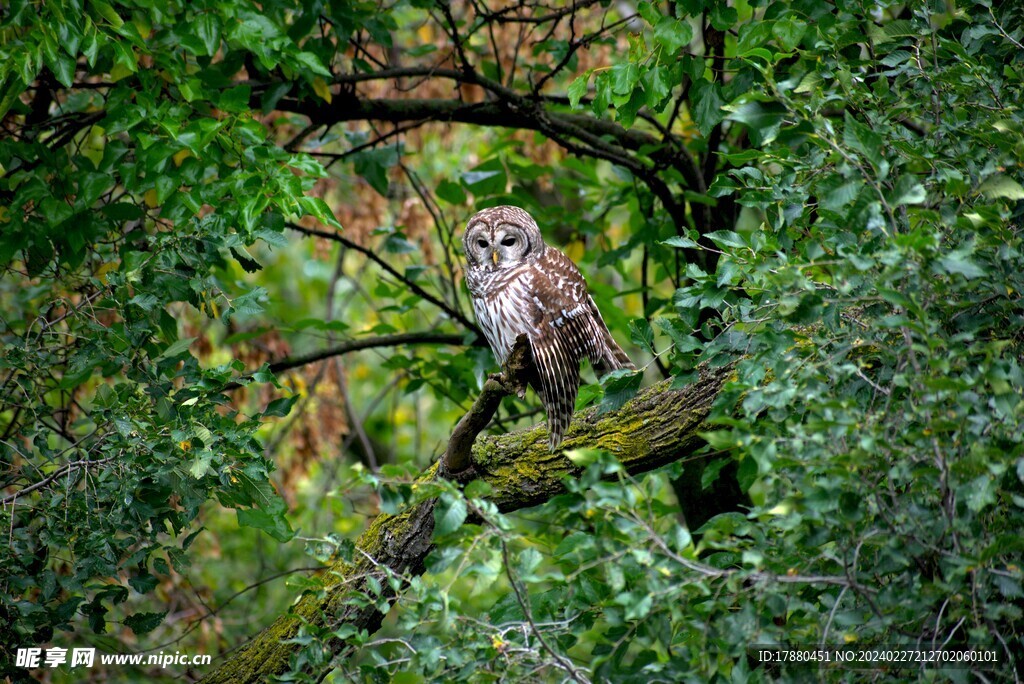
585;293;637;376
526;249;633;450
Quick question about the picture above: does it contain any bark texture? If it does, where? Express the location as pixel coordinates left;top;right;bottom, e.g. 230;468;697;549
201;363;733;683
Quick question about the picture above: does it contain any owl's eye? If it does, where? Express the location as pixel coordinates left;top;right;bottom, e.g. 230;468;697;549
500;236;517;247
477;239;488;248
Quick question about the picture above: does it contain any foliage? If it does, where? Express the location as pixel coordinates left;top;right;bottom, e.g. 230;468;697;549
0;0;330;675
700;2;1024;674
1;0;1023;682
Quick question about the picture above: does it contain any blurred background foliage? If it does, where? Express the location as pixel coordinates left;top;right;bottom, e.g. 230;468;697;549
1;0;1022;681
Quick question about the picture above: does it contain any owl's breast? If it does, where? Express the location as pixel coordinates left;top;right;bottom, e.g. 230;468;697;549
468;264;539;365
466;263;528;296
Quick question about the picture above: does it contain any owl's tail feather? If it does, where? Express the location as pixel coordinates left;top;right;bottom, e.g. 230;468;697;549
585;295;636;377
531;354;579;452
589;322;636;377
545;399;573;452
547;331;632;450
594;332;636;376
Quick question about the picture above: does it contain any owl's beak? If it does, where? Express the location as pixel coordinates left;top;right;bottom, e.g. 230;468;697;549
492;250;499;265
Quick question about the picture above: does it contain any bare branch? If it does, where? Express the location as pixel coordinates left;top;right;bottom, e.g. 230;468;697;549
286;222;481;336
266;331;469;376
2;454;116;506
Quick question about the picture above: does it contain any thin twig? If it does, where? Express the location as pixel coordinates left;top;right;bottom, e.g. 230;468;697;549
499;538;591;684
287;222;481;335
1;455;116;505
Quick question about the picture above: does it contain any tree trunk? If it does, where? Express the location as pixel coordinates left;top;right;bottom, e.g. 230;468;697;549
200;363;734;683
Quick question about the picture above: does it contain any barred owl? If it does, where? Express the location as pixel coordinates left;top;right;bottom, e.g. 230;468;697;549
463;206;635;450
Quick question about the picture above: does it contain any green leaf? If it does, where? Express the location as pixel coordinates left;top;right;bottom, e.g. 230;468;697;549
433;493;467;536
516;547;542;576
662;235;699;249
843;111;885;170
613;86;645;128
598;369;643;414
157;337;195;360
77;172;113;208
436;179;467;204
706;230;746;250
295;51;332;77
654;17;693;55
181;527;205;551
623;593;653;620
464;479;493;499
962;474;996;512
195;13;220;56
978;174;1024;200
565;448;604;467
938;247;986;279
629;318;655;354
188;452;214;479
568;70;592;108
384;233;417;254
772;19;807;51
699;430;736;450
352;145;400;197
461;161;506;194
795;70;823;93
642;65;671;109
888;174;927;206
590;72;612;116
123;611;167;635
90;0;125;28
709;4;738;30
724;100;787;146
236;497;295;542
609;62;640;95
230;246;263;273
128;572;158;594
700;458;731;489
50;52;76;88
296;196;342;229
264;395;299;418
218;85;252;113
575;382;602;410
690;79;725;138
654;317;702;353
225;287;268;322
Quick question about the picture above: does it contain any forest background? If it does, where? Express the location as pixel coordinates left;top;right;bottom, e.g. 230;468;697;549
1;0;1022;682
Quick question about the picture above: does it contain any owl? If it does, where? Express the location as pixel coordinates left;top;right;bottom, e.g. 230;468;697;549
463;205;635;450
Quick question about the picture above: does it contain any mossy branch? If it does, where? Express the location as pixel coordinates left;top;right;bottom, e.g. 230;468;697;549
200;362;733;683
442;333;533;475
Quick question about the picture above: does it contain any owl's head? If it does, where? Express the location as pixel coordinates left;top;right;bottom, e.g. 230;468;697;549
463;206;545;272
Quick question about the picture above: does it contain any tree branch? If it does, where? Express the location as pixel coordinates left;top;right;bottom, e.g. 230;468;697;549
286;222;481;336
200;363;734;683
1;454;116;506
275;94;702;231
266;332;472;376
441;334;533;474
221;331;475;393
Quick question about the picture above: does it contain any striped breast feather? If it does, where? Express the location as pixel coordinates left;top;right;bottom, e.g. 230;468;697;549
470;265;540;367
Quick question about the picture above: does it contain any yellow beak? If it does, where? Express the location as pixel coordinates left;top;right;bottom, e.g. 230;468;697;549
492;251;499;265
